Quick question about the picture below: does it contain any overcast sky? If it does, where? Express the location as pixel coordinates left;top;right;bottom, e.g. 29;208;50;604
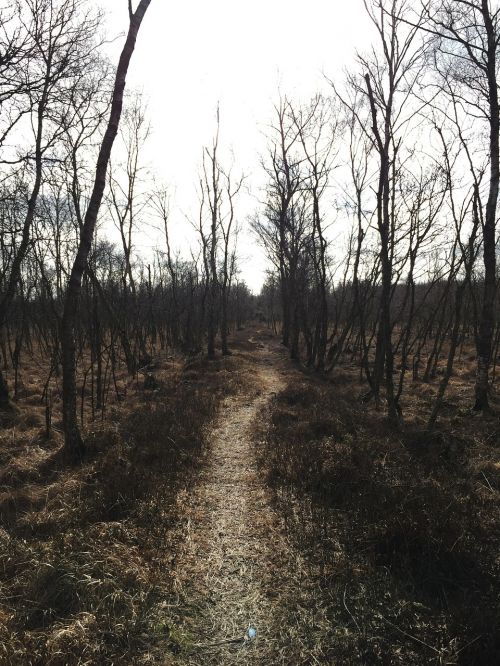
101;0;373;292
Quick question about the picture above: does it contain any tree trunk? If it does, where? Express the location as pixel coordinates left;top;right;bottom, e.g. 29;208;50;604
474;1;499;411
61;0;152;458
0;369;9;410
221;289;230;355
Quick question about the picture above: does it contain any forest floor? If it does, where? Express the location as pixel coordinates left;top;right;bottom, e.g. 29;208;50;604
1;325;499;665
164;326;500;665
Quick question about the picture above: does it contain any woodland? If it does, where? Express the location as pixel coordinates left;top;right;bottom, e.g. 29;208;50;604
1;1;500;664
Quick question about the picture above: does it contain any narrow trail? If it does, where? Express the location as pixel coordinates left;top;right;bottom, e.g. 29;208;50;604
168;334;308;665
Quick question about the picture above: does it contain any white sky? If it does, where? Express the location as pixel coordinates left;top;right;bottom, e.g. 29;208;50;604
101;0;373;292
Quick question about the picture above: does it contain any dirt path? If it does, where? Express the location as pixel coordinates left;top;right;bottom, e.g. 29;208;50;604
168;336;301;664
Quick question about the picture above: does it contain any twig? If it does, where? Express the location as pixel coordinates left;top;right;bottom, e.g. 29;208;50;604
380;615;440;654
193;635;246;649
454;634;482;656
343;585;361;634
481;471;494;493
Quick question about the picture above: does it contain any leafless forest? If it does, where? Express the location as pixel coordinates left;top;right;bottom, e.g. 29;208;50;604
1;0;500;664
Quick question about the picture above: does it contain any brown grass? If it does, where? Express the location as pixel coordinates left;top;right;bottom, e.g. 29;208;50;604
0;348;244;665
2;327;500;664
256;367;500;665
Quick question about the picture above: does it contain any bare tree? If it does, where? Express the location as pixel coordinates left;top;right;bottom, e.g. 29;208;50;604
61;0;152;458
0;0;102;408
253;96;308;360
196;110;242;357
108;93;151;363
292;95;338;369
345;0;425;420
419;0;500;410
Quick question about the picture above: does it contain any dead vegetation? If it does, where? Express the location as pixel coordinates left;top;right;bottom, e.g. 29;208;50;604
256;367;500;665
0;352;244;665
2;326;500;665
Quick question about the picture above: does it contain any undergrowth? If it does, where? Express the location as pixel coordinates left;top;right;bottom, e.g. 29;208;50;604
0;355;240;665
257;378;500;665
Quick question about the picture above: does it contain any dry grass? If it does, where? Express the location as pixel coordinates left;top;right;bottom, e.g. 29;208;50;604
256;367;500;665
0;347;245;665
2;327;500;664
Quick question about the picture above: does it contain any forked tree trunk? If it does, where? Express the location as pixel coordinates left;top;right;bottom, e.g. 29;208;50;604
365;73;398;421
61;0;152;458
